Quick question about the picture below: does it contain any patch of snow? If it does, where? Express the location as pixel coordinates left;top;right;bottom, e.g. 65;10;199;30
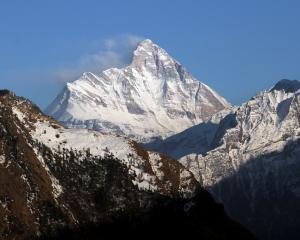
12;107;26;123
33;148;64;199
0;155;5;164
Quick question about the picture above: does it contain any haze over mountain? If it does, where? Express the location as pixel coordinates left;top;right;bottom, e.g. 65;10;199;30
46;39;230;142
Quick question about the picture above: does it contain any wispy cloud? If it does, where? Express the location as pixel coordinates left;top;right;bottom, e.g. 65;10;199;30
55;35;144;83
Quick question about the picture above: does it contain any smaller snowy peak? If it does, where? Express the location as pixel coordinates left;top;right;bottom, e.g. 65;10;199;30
173;80;300;240
270;79;300;93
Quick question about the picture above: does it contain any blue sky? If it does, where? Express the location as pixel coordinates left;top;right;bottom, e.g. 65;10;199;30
1;0;300;109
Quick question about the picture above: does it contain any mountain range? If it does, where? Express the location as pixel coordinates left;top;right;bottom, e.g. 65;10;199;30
2;38;300;240
46;40;300;240
0;90;253;240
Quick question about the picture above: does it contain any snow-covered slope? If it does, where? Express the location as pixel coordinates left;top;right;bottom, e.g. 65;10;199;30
159;79;300;240
46;39;230;142
181;79;300;186
7;92;197;198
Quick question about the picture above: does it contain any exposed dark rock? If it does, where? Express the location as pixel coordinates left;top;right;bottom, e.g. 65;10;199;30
270;79;300;93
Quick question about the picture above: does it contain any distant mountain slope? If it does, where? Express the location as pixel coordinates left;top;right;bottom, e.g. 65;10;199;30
144;108;234;160
148;79;300;240
46;39;230;142
0;90;254;240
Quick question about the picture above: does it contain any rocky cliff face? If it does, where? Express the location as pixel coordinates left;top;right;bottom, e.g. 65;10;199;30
149;80;300;240
46;39;230;142
0;90;253;240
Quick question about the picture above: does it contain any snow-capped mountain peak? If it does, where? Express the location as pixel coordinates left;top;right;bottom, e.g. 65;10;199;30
46;39;230;142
